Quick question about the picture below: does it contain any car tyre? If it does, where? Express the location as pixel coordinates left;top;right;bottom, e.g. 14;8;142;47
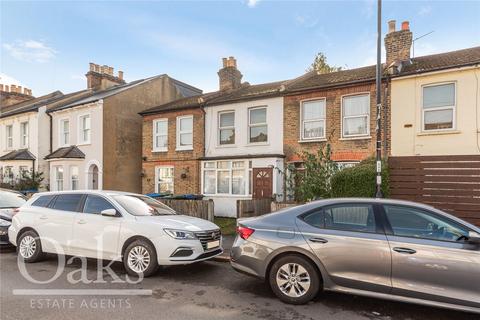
269;254;320;305
17;230;44;263
123;239;159;278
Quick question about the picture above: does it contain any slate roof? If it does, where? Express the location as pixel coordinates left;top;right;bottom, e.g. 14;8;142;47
0;91;64;119
47;75;202;113
0;149;36;161
141;80;289;115
44;146;85;160
287;46;480;92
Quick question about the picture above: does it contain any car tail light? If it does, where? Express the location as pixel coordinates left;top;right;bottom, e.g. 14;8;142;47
237;225;254;240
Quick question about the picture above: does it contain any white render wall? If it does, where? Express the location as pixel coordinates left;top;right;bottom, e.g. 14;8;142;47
203;96;285;217
48;100;103;191
204;96;284;157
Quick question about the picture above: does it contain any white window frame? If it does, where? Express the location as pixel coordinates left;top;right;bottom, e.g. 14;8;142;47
218;111;235;146
152;118;168;152
248;106;268;144
155;166;174;194
78;114;91;145
201;160;250;196
4;166;13;183
70;166;79;190
20;122;29;148
341;93;370;138
55;166;64;191
421;82;456;132
5;124;13;149
300;98;326;141
176;115;193;151
59;118;70;147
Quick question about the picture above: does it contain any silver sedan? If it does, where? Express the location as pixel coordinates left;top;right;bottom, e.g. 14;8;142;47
230;198;480;314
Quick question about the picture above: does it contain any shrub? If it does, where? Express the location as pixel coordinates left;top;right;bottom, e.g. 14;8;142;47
331;157;389;198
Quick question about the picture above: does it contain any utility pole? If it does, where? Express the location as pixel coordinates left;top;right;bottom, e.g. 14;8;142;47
375;0;383;198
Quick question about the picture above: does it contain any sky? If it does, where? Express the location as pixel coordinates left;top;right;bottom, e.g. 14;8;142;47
1;0;479;96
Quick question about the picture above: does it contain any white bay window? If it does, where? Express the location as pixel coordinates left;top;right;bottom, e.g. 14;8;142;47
342;94;370;137
202;160;252;196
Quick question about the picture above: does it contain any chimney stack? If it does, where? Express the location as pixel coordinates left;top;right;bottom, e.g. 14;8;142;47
384;20;413;66
218;56;243;91
86;62;126;91
0;83;34;107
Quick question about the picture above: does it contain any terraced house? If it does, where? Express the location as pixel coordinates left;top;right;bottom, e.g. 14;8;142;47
45;63;201;193
0;87;89;189
141;57;287;217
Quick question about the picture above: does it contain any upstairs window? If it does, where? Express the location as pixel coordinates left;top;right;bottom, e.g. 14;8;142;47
176;115;193;150
423;83;455;131
79;115;91;144
249;107;268;143
342;94;370;137
20;122;29;148
218;111;235;145
153;119;168;152
301;99;326;140
60;119;70;146
6;125;13;149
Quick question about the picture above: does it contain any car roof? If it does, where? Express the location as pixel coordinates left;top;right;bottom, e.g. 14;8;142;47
31;190;143;197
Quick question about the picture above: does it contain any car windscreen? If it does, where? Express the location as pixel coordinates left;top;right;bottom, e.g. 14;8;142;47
0;191;27;208
112;195;176;216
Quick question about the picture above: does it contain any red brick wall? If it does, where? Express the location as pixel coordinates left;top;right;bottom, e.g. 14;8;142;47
284;81;390;163
142;108;204;194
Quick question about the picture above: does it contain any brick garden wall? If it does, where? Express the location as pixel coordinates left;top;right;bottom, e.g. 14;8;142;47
142;108;204;194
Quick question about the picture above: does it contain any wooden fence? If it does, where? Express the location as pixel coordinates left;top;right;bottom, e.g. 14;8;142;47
237;199;272;218
389;155;480;226
158;199;214;222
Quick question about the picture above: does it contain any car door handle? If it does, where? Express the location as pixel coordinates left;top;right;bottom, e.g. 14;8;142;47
39;215;48;220
309;237;328;244
393;247;416;254
77;220;87;225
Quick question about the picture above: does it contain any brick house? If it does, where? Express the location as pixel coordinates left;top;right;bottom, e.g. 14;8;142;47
140;92;222;195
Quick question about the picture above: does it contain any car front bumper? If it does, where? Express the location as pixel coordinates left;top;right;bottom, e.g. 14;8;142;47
0;227;12;246
154;237;223;266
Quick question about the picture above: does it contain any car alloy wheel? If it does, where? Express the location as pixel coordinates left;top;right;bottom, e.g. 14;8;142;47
127;245;151;273
19;235;37;259
276;263;311;298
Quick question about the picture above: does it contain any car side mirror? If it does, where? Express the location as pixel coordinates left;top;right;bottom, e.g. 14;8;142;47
101;209;118;217
468;231;480;245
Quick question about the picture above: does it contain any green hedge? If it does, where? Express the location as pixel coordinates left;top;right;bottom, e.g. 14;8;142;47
331;157;390;198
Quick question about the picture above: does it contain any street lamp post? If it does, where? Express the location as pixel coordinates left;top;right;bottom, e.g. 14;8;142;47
375;0;383;198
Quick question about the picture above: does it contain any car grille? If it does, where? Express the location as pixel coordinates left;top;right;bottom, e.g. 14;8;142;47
195;229;221;251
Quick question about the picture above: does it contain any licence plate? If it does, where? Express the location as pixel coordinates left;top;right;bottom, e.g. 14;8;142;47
207;240;220;249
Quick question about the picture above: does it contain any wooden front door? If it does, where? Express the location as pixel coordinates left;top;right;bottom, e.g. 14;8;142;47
253;168;273;199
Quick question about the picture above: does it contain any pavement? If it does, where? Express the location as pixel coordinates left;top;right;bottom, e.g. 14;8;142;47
0;249;477;320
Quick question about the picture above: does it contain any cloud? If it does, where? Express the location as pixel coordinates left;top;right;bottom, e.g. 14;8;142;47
3;40;57;63
246;0;260;8
418;6;432;16
0;73;26;87
362;0;376;19
294;14;319;28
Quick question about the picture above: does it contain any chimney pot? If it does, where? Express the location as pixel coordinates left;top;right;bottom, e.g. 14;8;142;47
18;86;22;93
89;62;95;72
0;84;3;92
118;71;123;80
401;21;410;31
222;57;228;68
218;57;242;91
388;20;396;33
5;85;9;92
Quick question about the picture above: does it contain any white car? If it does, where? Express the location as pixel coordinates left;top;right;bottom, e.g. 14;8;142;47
9;190;222;277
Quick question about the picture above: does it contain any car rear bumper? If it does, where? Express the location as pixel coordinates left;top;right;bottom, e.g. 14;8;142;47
230;236;271;279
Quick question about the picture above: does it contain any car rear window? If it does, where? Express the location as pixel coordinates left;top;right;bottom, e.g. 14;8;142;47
50;194;83;212
31;195;55;208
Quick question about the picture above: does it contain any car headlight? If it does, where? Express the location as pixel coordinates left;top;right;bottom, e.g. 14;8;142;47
0;219;11;228
164;229;196;240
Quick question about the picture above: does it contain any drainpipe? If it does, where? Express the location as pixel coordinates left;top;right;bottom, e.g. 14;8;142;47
47;112;53;154
383;74;390;158
200;104;207;195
